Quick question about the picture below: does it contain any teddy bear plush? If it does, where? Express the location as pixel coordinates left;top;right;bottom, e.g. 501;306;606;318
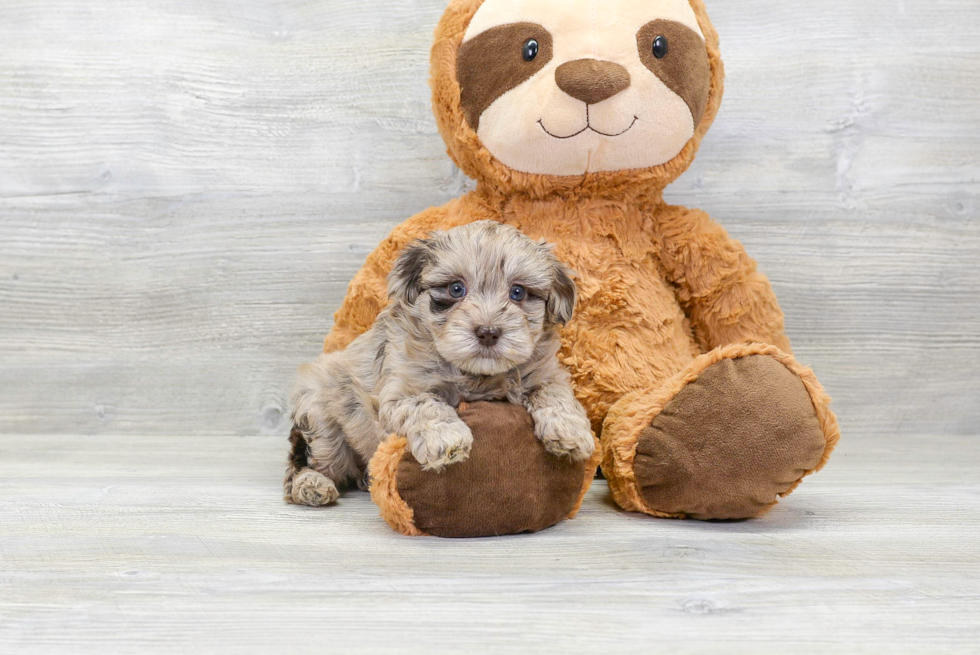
318;0;840;535
370;401;600;537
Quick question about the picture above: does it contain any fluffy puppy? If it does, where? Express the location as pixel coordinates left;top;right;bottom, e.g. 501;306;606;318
285;220;595;506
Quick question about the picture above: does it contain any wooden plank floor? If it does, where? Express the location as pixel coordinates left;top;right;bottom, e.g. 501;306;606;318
1;434;978;654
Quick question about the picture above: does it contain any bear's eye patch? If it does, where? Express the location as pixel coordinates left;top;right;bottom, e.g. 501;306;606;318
636;20;711;128
457;23;553;131
522;38;539;62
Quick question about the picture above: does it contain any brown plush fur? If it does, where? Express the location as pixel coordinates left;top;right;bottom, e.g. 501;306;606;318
570;437;602;520
368;407;601;537
324;0;839;522
602;342;841;518
368;436;427;537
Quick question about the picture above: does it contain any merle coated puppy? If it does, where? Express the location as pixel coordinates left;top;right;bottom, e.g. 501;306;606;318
285;220;594;506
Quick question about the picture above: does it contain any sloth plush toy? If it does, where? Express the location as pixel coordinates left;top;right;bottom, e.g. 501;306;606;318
320;0;840;536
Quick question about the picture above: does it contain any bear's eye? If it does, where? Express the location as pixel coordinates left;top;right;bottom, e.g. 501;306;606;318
653;35;669;59
448;281;467;298
509;285;527;302
522;38;539;62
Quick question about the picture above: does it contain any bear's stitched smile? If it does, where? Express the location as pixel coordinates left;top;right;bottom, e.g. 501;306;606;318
538;108;639;140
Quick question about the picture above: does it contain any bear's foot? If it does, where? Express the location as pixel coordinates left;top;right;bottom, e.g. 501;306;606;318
602;343;840;520
369;402;600;538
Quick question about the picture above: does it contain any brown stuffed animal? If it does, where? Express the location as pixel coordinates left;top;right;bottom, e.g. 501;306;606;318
329;0;841;532
371;402;600;538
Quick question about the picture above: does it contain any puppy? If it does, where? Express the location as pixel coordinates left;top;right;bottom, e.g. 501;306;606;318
285;220;595;506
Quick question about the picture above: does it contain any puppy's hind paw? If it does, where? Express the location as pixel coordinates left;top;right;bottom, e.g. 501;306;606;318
289;469;340;506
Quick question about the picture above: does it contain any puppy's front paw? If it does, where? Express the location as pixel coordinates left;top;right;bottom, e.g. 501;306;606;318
410;421;473;472
535;412;595;462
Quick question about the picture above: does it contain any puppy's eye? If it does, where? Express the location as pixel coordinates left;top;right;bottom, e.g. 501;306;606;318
509;285;527;302
448;281;467;298
652;35;668;59
522;38;539;62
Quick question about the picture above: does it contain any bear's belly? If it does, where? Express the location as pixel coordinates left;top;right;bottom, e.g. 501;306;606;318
502;204;702;431
560;255;701;431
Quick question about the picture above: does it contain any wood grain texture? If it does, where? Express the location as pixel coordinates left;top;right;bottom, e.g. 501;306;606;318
0;0;978;437
1;433;978;653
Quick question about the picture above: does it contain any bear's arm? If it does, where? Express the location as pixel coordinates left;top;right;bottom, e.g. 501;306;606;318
652;204;793;354
322;204;452;354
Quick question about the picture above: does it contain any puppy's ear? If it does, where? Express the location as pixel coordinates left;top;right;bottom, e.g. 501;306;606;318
387;239;430;304
546;262;577;325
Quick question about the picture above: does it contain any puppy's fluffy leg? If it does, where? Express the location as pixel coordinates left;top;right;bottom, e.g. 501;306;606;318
285;417;361;506
286;357;364;506
525;382;595;461
380;393;473;472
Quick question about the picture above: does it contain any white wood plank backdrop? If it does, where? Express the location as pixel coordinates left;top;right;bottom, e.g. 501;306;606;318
1;0;978;438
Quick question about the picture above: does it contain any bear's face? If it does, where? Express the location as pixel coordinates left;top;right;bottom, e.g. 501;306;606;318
456;0;712;177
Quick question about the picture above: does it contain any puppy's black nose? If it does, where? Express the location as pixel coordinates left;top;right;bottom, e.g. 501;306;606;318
475;326;502;347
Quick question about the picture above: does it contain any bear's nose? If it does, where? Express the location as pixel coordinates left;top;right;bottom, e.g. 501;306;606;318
555;59;631;105
475;326;502;347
